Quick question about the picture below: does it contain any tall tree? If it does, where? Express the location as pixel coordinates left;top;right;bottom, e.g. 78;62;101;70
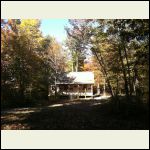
65;19;149;103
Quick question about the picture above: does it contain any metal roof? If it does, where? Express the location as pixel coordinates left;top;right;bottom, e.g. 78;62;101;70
56;72;94;84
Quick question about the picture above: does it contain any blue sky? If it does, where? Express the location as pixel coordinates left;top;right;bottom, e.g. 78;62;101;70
40;19;69;43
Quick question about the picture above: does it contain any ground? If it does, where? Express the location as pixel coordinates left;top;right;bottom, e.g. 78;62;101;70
1;98;149;130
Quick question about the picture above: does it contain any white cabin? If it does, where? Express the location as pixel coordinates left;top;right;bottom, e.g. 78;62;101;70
55;72;95;97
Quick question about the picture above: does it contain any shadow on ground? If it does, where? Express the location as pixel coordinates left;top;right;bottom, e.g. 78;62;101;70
1;98;149;130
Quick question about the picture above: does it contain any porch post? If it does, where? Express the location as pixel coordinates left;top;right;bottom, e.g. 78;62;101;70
78;84;80;99
97;83;100;95
85;86;87;99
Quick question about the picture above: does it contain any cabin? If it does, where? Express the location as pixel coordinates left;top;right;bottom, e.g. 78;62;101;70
52;72;96;98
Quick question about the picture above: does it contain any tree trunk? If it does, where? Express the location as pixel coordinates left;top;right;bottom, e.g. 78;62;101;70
92;49;114;97
118;47;130;99
122;41;133;96
46;83;49;100
19;81;25;100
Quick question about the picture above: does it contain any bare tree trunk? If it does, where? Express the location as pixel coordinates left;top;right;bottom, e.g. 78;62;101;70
72;61;74;72
76;56;78;72
103;78;106;96
118;47;130;99
92;49;114;97
122;41;133;96
116;74;119;96
19;82;25;100
18;58;25;101
75;51;79;72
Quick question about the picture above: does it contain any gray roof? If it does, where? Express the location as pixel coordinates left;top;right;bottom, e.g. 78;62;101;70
56;72;94;84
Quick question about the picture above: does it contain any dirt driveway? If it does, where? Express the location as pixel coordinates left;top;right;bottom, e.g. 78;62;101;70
1;99;149;130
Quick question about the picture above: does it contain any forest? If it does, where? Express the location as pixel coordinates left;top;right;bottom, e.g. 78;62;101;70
1;19;149;130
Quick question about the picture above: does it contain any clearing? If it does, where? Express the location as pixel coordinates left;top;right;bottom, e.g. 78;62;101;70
1;98;149;130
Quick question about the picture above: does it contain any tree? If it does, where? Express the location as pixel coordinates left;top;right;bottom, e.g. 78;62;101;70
1;19;67;106
65;19;149;104
65;19;92;71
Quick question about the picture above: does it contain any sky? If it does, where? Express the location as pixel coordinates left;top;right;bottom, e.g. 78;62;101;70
40;19;93;60
40;19;69;43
